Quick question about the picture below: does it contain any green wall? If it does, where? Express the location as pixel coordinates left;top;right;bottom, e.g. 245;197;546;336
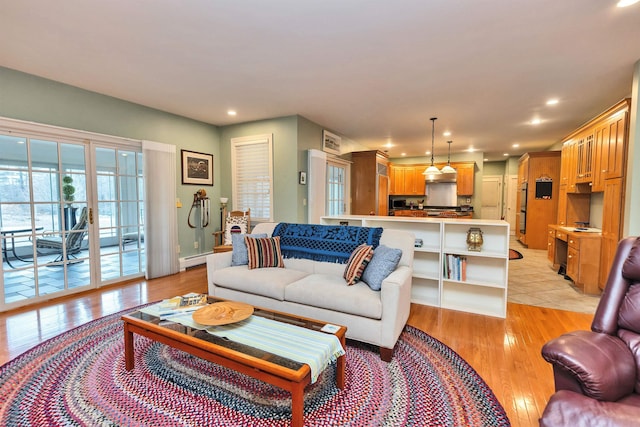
218;115;300;224
0;66;221;258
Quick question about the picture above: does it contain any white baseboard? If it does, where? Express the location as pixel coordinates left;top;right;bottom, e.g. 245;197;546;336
179;251;212;270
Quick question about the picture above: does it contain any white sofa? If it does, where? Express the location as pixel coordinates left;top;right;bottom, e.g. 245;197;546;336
206;222;415;361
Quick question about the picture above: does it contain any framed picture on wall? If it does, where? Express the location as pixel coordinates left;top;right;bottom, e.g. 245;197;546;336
181;149;214;185
322;130;341;155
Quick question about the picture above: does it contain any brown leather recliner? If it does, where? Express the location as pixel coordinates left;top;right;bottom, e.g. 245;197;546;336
540;236;640;427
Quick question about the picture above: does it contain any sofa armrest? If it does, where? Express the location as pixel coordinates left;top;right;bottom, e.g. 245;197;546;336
541;330;636;401
206;252;233;294
379;265;413;348
540;390;640;427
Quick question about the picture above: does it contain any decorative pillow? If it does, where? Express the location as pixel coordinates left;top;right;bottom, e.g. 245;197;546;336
224;215;249;245
343;244;374;286
362;245;403;291
245;236;285;269
231;233;268;266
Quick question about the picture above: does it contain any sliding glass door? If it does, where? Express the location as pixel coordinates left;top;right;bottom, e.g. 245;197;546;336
0;127;144;311
93;147;144;282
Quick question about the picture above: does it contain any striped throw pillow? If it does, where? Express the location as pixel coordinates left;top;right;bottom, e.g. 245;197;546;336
343;244;374;285
245;236;285;269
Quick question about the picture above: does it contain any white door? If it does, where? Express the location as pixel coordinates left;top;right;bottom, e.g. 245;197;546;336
505;175;519;235
481;175;503;220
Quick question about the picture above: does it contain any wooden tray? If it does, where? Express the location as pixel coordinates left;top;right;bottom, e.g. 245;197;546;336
192;301;254;326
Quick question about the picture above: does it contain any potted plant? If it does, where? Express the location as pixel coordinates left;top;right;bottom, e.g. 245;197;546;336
62;175;77;229
62;175;75;205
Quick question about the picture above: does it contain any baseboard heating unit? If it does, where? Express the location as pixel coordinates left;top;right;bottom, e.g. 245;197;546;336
179;252;212;270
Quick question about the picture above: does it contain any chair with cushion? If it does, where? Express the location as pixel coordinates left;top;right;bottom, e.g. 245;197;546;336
36;207;88;262
212;208;250;253
540;236;640;427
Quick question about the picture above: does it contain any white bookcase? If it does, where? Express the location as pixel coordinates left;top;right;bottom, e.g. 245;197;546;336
320;215;509;318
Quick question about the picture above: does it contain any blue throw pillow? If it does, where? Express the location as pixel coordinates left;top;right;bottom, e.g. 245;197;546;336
231;233;268;266
362;245;402;291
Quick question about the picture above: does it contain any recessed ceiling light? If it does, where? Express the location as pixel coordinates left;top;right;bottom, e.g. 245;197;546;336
512;143;520;148
443;131;451;137
617;0;639;7
504;153;509;156
425;151;431;155
484;158;489;162
401;152;406;156
531;118;542;125
467;147;475;153
227;110;237;116
546;99;559;106
385;142;393;148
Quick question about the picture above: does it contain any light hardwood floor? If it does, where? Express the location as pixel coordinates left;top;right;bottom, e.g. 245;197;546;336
0;266;592;427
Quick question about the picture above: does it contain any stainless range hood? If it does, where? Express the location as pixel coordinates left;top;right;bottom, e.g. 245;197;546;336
424;170;457;183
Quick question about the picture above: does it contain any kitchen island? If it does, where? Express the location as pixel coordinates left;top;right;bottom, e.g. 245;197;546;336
320;215;509;318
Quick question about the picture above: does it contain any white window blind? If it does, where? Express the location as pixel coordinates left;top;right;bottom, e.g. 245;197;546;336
231;134;273;222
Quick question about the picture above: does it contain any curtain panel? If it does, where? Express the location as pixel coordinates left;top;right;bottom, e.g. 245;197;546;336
142;140;179;279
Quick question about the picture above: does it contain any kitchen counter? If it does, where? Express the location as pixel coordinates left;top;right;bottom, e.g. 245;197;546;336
391;207;473;218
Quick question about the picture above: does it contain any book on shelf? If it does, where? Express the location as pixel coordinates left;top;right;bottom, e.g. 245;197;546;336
444;254;467;281
158;293;208;317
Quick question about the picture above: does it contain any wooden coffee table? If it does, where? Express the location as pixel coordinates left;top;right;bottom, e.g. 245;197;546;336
122;297;346;427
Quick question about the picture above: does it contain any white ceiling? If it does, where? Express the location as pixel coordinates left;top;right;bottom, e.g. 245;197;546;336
2;0;640;161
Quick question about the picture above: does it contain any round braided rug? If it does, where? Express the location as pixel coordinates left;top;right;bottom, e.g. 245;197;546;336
0;306;510;426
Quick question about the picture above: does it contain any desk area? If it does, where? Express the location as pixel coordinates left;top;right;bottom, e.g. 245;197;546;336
547;225;602;295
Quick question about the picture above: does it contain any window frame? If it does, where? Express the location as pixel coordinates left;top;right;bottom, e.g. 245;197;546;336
230;134;274;222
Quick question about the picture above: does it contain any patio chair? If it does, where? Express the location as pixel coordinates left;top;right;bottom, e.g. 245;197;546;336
36;207;88;262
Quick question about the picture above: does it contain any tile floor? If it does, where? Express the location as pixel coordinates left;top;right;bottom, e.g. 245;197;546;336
2;246;144;304
508;236;600;314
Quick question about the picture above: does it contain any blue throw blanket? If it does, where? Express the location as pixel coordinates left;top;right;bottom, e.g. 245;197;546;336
272;223;383;264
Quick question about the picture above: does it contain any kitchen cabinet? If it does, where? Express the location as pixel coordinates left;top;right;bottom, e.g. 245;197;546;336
547;226;556;264
556;185;568;226
599;177;624;289
351;150;389;215
455;163;475;196
389;162;474;196
404;166;423;195
556;99;630;291
566;232;602;295
575;129;594;184
321;215;509;318
548;225;601;295
517;151;561;249
389;165;423;195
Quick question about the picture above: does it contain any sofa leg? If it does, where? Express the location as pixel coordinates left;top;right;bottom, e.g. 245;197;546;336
380;347;394;362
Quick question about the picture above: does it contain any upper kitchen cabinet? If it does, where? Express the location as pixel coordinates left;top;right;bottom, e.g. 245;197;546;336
389;164;424;195
455;162;475;196
351;150;390;215
560;99;630;194
389;161;475;196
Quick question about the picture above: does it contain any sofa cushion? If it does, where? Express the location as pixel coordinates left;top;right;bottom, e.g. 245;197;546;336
343;244;373;285
231;233;268;266
213;266;309;300
362;245;403;291
285;273;383;319
246;236;284;269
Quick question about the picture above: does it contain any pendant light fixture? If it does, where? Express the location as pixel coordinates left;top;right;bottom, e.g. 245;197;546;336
423;117;441;175
440;140;457;174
